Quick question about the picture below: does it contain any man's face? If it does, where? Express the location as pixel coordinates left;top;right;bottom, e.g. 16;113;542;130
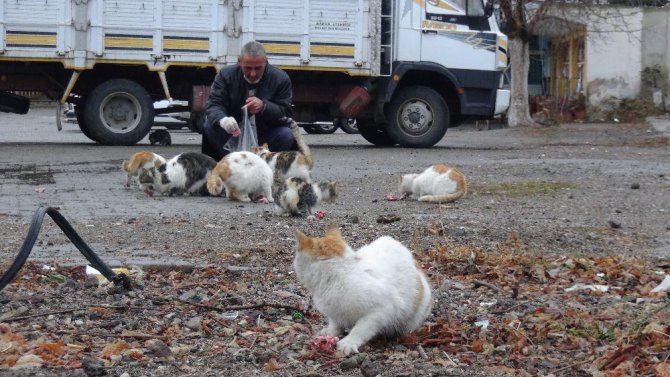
239;54;267;84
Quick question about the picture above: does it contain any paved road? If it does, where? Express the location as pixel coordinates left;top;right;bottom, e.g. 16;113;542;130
1;104;668;268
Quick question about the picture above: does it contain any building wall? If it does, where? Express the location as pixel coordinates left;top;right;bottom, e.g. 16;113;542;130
641;8;670;109
583;8;643;108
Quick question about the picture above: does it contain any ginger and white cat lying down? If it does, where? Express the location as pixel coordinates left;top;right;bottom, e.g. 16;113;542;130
400;163;467;203
294;227;432;355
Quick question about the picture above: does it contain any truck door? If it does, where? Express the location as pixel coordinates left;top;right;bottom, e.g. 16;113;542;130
420;0;492;72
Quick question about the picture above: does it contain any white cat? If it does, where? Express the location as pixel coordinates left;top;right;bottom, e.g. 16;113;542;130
293;227;432;355
206;151;274;202
400;163;467;203
150;152;217;196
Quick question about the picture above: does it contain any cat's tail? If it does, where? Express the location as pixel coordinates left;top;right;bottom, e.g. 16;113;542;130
206;159;229;196
285;117;313;169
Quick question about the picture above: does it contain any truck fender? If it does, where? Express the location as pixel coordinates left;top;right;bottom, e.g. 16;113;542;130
376;62;464;103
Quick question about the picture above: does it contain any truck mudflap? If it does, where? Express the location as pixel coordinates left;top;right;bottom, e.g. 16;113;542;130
494;88;511;115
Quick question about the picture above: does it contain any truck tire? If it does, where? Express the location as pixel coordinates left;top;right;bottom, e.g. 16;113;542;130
312;122;338;134
357;120;396;146
74;103;99;142
83;79;154;145
386;85;449;147
336;118;359;134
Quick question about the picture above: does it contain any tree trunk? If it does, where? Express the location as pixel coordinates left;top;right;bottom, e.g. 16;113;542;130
507;37;536;127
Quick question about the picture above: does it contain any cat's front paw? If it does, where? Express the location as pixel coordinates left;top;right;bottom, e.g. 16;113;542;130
336;337;361;355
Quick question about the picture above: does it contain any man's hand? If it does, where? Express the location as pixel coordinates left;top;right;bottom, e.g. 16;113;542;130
220;117;240;137
245;96;265;115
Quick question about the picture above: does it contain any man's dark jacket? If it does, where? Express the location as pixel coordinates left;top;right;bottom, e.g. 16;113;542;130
206;63;293;131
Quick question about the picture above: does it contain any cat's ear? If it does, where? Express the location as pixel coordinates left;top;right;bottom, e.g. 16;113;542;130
295;230;312;251
251;144;258;153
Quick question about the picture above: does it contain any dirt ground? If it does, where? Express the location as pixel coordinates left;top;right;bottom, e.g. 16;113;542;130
0;112;669;376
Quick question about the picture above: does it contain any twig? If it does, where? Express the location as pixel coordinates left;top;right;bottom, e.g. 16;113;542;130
417;344;428;359
176;298;302;314
472;280;503;293
554;359;591;374
4;307;86;321
55;330;167;340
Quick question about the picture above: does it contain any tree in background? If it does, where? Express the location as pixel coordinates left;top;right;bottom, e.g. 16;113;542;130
498;0;552;127
498;0;666;128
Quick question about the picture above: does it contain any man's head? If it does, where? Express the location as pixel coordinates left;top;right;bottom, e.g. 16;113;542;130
239;41;267;84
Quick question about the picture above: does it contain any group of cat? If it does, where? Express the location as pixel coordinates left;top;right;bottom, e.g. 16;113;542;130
121;118;470;354
121;118;337;217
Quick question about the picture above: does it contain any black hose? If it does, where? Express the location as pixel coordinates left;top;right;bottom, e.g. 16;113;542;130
0;206;131;292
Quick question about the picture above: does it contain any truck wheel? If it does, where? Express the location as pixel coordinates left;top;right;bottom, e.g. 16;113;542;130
83;79;154;145
313;122;338;134
357;120;396;146
74;102;99;142
302;125;319;134
336;118;360;134
386;85;449;147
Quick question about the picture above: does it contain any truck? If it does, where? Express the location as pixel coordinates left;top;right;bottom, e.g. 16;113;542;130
0;0;509;147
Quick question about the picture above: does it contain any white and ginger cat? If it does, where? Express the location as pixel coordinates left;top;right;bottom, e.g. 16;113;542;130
252;118;313;182
206;151;274;202
274;177;337;217
294;227;432;355
121;151;166;188
400;164;467;203
147;152;217;196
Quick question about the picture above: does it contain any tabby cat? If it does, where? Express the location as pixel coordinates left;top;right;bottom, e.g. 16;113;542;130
274;177;337;217
252;118;313;183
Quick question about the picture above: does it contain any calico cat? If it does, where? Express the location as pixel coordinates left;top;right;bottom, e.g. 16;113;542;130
274;177;337;217
206;151;274;202
152;152;217;196
400;164;467;203
121;151;166;188
252;118;313;182
294;227;432;355
149;129;172;146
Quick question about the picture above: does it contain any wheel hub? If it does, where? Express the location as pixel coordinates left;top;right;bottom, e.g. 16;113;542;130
400;100;433;134
110;104;128;122
100;93;141;132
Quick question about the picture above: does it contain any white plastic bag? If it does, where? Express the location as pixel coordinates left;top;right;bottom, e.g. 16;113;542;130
224;106;258;153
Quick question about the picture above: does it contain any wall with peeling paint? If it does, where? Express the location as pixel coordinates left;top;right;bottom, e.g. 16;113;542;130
583;8;643;108
641;8;670;109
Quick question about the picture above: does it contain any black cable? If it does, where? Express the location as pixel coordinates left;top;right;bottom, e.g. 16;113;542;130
0;206;131;292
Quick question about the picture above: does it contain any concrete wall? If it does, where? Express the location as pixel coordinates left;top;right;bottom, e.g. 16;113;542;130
641;8;670;109
583;8;643;108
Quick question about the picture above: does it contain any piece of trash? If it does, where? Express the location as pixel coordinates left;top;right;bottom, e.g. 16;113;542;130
313;210;326;220
651;275;670;293
565;283;610;293
291;311;304;320
41;264;55;271
479;301;497;307
257;196;269;204
219;311;239;320
35;188;45;193
86;265;129;283
474;320;489;329
311;335;338;354
46;273;67;284
385;193;399;201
